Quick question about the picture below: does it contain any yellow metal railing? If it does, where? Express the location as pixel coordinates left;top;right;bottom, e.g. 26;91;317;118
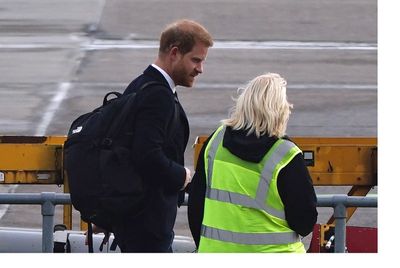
1;135;377;230
193;136;377;223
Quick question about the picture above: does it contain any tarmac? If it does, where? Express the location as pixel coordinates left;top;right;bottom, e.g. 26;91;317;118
0;0;377;250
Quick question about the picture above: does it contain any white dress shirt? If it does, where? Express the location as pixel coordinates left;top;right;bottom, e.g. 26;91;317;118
151;63;176;94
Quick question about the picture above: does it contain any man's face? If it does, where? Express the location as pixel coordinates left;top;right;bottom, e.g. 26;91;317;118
171;42;209;87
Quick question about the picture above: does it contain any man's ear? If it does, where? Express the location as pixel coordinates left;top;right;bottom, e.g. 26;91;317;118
169;46;180;60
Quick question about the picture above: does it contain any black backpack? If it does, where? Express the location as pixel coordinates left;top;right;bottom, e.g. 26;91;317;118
64;81;164;241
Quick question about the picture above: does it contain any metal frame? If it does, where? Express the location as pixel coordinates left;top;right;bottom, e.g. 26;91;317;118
0;192;69;252
317;194;377;253
0;192;377;253
0;135;377;229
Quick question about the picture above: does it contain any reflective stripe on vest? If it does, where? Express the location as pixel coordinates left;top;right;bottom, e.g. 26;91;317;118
202;126;301;246
201;225;300;245
205;125;225;188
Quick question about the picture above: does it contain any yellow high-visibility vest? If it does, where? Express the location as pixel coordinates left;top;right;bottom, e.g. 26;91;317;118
198;125;306;253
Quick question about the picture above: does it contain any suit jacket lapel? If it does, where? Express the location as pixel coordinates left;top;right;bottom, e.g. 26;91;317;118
145;65;190;144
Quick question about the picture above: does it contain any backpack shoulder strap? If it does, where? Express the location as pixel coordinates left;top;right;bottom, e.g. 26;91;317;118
106;81;163;138
87;222;94;253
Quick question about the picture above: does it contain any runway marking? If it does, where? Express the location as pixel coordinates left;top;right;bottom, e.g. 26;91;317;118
0;185;18;220
0;39;377;51
85;40;377;51
1;83;71;221
35;82;71;136
196;83;377;90
0;1;105;224
72;82;377;91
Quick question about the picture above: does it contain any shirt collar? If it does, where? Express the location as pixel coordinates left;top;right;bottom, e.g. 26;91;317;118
151;63;176;94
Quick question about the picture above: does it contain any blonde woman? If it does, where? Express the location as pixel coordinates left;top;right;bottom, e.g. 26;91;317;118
187;73;317;253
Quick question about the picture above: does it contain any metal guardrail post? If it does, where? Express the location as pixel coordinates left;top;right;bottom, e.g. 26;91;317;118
317;194;377;253
0;192;70;253
41;192;56;253
332;196;347;253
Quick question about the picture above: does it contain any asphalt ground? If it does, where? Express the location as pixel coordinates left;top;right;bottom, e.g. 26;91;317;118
0;0;379;253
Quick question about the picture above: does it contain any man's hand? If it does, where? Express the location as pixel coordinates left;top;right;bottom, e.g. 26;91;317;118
181;167;192;190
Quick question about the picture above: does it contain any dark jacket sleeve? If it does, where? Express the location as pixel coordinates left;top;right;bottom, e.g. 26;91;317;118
131;85;186;192
277;153;318;236
187;135;212;248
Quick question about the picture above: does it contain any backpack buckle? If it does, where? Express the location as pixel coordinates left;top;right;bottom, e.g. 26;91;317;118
101;138;113;148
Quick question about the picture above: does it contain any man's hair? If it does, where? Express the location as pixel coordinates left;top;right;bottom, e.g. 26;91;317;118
221;73;293;138
159;19;213;55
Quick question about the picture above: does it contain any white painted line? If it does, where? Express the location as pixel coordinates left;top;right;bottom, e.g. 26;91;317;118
0;185;18;220
212;41;377;51
0;83;71;220
88;0;106;33
35;82;71;136
194;83;377;90
0;44;70;49
84;40;377;51
289;84;377;90
72;82;377;91
0;40;377;51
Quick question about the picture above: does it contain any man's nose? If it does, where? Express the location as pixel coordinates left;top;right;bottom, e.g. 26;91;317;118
195;63;203;74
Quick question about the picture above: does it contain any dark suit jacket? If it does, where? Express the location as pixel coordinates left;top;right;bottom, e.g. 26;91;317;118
114;65;189;252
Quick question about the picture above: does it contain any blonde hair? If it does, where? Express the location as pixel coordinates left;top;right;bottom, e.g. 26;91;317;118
221;73;293;138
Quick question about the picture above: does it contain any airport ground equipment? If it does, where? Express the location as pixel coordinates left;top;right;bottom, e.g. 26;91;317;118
0;135;377;252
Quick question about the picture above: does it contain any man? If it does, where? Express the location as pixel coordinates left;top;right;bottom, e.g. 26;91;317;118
98;19;213;252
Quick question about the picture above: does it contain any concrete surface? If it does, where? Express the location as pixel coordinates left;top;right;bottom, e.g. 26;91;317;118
0;0;377;252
